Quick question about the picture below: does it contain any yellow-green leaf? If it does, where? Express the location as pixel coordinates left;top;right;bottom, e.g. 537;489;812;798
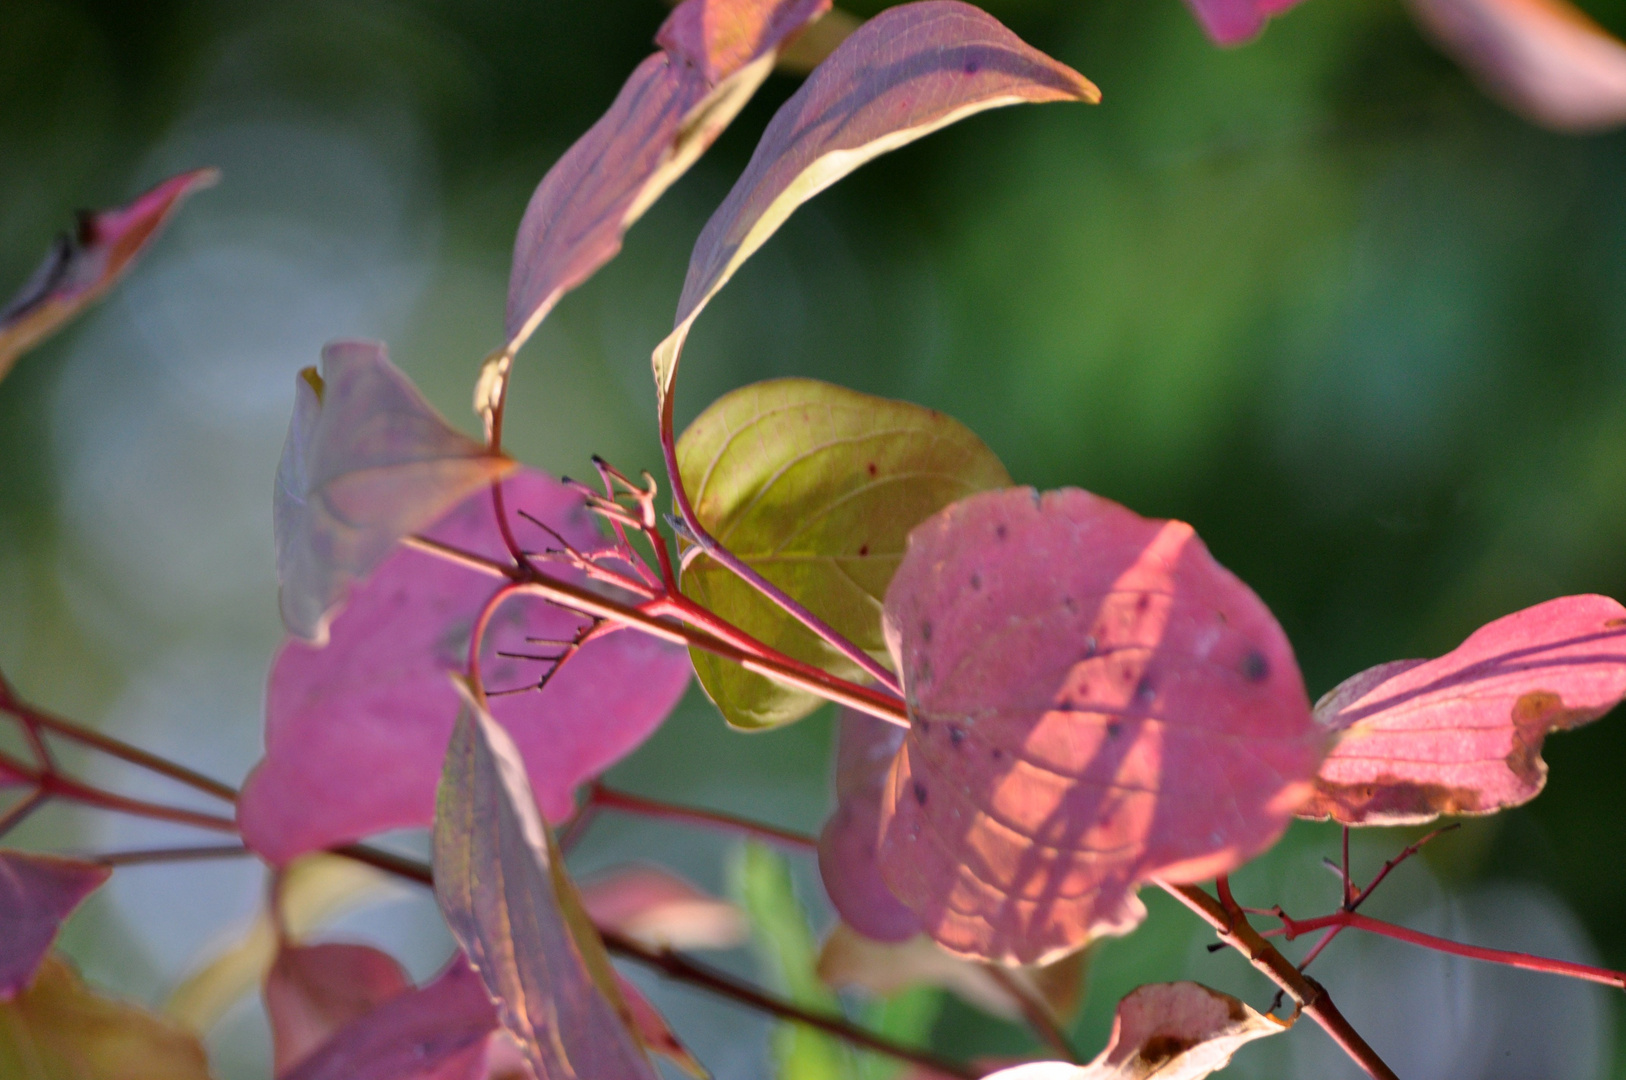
677;378;1009;728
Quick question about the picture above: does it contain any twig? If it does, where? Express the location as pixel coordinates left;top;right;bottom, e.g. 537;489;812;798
93;844;251;867
0;788;49;839
587;782;817;852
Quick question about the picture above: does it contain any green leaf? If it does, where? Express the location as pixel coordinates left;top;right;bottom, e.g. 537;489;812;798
734;843;856;1080
858;986;941;1080
678;378;1010;728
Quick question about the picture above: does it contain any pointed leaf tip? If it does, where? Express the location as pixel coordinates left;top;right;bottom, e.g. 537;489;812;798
1302;594;1626;825
0;852;111;1001
1182;0;1308;46
879;487;1323;964
579;864;749;951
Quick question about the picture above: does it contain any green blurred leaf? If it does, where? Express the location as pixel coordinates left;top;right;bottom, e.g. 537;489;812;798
678;378;1009;728
859;986;941;1080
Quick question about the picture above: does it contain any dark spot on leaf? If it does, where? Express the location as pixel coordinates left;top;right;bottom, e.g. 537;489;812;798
920;621;933;643
1135;674;1156;703
995;523;1007;540
990;746;1003;760
858;544;869;557
970;572;982;591
1138;1035;1196;1066
918;718;931;735
1136;593;1150;613
913;781;929;806
1082;635;1097;659
1062;596;1077;614
1309;776;1486;821
1241;650;1270;683
1607;618;1626;629
964;58;981;75
949;726;966;748
1106;721;1122;739
867;461;878;477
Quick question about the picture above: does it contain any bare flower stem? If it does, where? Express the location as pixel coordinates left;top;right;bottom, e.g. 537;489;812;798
586;782;818;852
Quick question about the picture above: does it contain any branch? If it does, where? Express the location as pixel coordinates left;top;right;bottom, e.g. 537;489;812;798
981;963;1080;1063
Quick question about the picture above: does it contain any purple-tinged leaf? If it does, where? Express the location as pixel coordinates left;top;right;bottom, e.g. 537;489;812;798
265;942;411;1076
1405;0;1626;130
579;864;749;950
0;851;111;1001
652;1;1098;415
982;982;1283;1079
433;689;659;1080
282;958;498;1080
241;469;691;865
1301;594;1626;825
819;709;922;942
879;488;1324;964
0;168;217;383
274;341;514;645
1182;0;1307;46
502;0;830;357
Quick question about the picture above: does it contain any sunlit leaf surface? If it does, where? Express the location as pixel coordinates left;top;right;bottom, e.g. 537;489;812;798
265;942;411;1075
433;690;659;1080
1301;594;1626;825
0;852;110;1001
652;1;1097;416
678;378;1009;728
273;341;513;644
0;168;216;383
879;488;1323;963
242;469;690;865
578;863;749;950
1181;0;1307;45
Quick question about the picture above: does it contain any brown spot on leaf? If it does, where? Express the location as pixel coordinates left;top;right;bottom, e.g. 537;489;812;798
858;544;869;557
920;620;932;643
1606;618;1626;629
867;461;878;477
913;781;929;806
1138;1035;1197;1066
1308;776;1486;822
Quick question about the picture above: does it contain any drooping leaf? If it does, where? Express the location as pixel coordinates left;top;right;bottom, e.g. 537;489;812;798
878;488;1324;964
1181;0;1307;46
241;469;690;865
0;168;217;383
1300;594;1626;826
651;2;1098;417
818;924;1085;1025
578;864;749;950
0;851;111;1000
981;982;1282;1080
678;378;1010;728
1404;0;1626;131
0;955;212;1080
818;708;921;941
281;958;499;1080
274;341;514;645
502;0;830;357
432;689;659;1080
265;942;411;1076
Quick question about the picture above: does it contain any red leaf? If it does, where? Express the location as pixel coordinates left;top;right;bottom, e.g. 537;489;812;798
1182;0;1307;46
0;852;111;1000
0;168;217;382
1405;0;1626;130
818;708;922;942
1301;594;1626;825
878;488;1323;964
578;864;748;950
503;0;829;353
241;469;691;865
653;1;1098;413
265;942;411;1076
281;957;498;1080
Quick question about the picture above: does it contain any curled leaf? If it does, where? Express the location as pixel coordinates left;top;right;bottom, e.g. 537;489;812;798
242;469;690;865
1300;594;1626;825
0;851;111;1000
266;942;411;1076
433;688;659;1080
982;981;1282;1079
503;0;830;357
1181;0;1307;46
0;956;212;1080
1405;0;1626;131
652;1;1098;417
879;488;1323;964
274;341;514;645
0;168;217;383
818;708;922;942
678;378;1010;728
579;864;749;950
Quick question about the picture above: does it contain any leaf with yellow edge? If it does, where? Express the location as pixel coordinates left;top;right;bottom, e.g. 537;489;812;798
0;956;212;1080
677;378;1010;728
651;1;1097;421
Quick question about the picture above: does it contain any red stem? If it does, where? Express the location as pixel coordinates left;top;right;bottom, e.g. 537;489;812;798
94;844;250;866
0;747;238;834
587;782;817;852
0;788;49;838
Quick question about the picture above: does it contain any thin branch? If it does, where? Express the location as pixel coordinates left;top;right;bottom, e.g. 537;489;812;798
0;749;239;834
588;783;817;852
0;788;49;839
403;534;517;580
981;963;1080;1062
93;844;251;867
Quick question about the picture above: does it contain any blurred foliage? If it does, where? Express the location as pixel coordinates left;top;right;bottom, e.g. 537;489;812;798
4;0;1626;1075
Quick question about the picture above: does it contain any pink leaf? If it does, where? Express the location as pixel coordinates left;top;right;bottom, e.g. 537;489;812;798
503;0;830;353
615;972;708;1078
241;469;691;865
265;942;411;1076
1300;594;1626;825
0;168;217;382
982;981;1283;1079
578;864;748;950
878;488;1323;964
281;957;498;1080
1405;0;1626;130
1182;0;1308;46
0;852;111;1000
818;708;922;942
274;341;514;645
433;694;659;1080
652;1;1098;413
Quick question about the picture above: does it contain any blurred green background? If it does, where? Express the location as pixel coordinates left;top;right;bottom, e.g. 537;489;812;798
3;0;1626;1076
